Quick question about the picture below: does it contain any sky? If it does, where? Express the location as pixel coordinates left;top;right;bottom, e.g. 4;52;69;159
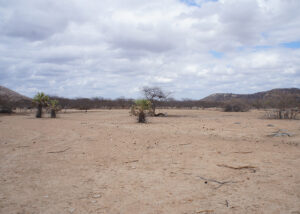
0;0;299;99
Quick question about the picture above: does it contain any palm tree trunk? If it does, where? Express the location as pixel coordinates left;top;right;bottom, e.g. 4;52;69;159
138;111;146;123
36;105;42;118
51;109;56;118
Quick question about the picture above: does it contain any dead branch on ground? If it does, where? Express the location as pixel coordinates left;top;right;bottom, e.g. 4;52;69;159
233;151;253;154
217;164;257;172
196;210;214;213
197;176;237;189
48;147;71;153
123;160;139;164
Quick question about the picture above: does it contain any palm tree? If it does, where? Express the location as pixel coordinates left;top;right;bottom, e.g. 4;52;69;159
135;99;152;123
49;100;60;118
33;92;49;118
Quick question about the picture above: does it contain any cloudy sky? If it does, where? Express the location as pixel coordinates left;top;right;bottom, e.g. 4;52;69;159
0;0;299;99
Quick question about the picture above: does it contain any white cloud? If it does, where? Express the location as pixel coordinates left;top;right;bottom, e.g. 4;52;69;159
0;0;299;99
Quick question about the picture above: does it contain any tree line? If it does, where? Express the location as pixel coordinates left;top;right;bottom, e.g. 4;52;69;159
1;87;299;112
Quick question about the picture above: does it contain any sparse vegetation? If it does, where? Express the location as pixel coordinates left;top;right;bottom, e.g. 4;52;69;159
0;97;12;113
142;87;170;116
265;108;299;120
49;100;60;118
134;99;152;123
223;101;250;112
33;92;49;118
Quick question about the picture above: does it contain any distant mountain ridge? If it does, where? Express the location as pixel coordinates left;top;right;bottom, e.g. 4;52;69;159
201;88;300;102
0;86;32;107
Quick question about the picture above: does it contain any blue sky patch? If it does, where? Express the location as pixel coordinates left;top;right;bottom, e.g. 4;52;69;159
281;41;300;49
180;0;198;7
180;0;218;7
210;50;224;58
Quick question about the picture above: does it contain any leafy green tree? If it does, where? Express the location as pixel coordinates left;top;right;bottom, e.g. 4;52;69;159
33;92;49;118
135;99;152;123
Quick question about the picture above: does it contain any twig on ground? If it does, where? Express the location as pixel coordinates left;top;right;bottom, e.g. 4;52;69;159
48;147;71;153
123;160;139;164
16;145;30;148
217;164;257;173
197;176;237;189
196;210;214;213
233;151;252;154
178;143;192;146
225;200;229;207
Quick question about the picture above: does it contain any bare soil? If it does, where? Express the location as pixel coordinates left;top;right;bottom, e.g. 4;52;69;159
0;109;299;214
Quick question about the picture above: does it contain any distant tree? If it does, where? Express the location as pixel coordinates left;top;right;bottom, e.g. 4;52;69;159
223;100;250;112
142;87;170;116
0;96;12;113
33;92;49;118
49;100;60;118
135;99;152;123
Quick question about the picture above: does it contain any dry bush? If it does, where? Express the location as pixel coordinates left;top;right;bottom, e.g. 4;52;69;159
0;96;12;113
265;108;299;119
223;102;250;112
130;105;138;116
142;86;170;116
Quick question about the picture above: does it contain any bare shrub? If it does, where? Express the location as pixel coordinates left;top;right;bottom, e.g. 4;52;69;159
223;102;250;112
265;108;299;119
130;105;138;116
0;96;12;113
142;87;170;116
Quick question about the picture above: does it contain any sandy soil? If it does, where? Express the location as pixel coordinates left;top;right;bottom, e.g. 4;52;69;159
0;109;299;214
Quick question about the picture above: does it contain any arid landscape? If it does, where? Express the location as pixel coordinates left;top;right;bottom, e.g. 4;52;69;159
1;0;300;213
0;109;299;214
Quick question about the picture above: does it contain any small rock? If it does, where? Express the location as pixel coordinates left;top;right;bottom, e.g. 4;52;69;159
267;124;274;127
269;129;294;137
68;208;76;213
92;194;101;198
234;122;241;124
273;133;293;137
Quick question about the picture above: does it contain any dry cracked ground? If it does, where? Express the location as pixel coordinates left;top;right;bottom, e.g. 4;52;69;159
0;109;299;214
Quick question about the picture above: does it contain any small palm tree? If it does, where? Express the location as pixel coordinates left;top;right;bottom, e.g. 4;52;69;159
135;99;152;123
50;100;60;118
33;92;49;118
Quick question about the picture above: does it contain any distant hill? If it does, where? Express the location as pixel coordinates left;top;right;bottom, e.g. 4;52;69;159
201;88;300;104
0;86;32;108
